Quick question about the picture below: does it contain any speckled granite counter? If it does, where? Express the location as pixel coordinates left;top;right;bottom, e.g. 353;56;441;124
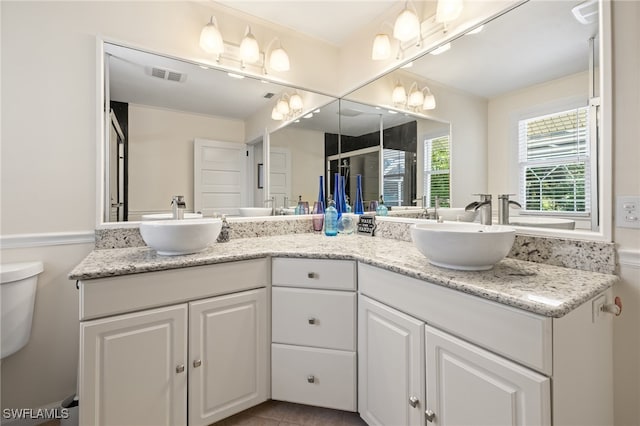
69;233;617;318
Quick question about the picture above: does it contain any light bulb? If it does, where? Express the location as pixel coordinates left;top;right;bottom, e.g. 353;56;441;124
371;34;391;60
199;17;224;55
240;26;260;64
269;45;290;71
289;93;303;112
393;7;420;42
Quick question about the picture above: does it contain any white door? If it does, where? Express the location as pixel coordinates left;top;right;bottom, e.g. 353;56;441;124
194;138;247;216
359;295;425;426
425;325;551;426
79;305;188;426
188;288;268;426
270;147;291;208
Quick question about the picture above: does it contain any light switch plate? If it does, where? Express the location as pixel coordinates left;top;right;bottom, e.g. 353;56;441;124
616;196;640;229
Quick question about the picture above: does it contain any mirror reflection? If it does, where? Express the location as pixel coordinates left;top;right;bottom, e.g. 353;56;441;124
344;0;601;231
103;42;335;222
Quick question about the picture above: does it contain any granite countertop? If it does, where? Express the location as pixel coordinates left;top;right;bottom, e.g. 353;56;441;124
69;233;618;318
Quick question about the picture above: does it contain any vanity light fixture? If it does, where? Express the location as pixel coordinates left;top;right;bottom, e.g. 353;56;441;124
393;1;421;42
276;95;291;116
422;87;436;110
200;16;225;55
407;82;424;107
435;0;464;24
265;38;290;72
271;107;284;120
289;92;304;112
371;34;392;60
271;92;305;121
392;82;408;105
240;25;260;64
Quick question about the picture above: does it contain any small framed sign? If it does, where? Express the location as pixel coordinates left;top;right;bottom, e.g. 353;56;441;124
357;214;376;236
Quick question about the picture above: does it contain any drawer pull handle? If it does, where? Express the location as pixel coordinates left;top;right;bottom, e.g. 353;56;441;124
409;396;419;408
176;364;185;374
307;375;315;383
307;272;317;279
425;410;436;422
193;359;202;368
308;318;317;325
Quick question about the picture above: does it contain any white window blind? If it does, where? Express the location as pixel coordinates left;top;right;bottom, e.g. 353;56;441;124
382;148;405;206
423;135;450;207
518;107;590;214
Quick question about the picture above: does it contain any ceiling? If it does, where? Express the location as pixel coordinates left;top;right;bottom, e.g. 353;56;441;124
107;0;599;136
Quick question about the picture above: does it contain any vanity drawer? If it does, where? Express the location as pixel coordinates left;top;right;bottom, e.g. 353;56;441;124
272;258;356;290
272;287;356;351
272;343;356;411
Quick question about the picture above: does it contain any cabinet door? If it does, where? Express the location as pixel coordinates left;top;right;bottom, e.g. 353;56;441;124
359;295;425;426
425;325;551;426
189;288;268;426
79;304;188;426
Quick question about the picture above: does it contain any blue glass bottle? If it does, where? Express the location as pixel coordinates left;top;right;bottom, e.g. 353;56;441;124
316;175;325;214
334;173;343;219
376;195;388;216
324;198;338;236
354;174;364;214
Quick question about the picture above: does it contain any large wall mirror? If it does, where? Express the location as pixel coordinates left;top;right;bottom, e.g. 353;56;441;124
100;41;336;223
343;0;610;237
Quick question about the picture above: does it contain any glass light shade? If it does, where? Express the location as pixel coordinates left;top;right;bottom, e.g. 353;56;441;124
435;0;464;23
276;98;290;115
423;93;436;110
271;107;284;120
371;34;391;60
393;8;420;42
392;84;407;105
269;46;290;71
240;27;260;63
289;93;303;111
199;17;224;55
407;86;424;107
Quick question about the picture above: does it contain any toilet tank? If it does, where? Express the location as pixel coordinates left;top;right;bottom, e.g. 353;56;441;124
1;261;43;359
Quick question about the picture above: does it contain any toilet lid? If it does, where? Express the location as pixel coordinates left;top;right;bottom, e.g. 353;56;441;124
0;261;44;284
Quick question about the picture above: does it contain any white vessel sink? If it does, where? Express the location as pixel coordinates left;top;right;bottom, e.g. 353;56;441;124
141;213;203;221
139;218;222;256
410;222;516;271
238;207;273;217
509;216;575;230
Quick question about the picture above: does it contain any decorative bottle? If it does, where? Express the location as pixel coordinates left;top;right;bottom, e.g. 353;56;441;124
354;174;364;215
294;195;303;215
316;175;325;214
376;195;388;216
334;173;343;219
324;198;338;236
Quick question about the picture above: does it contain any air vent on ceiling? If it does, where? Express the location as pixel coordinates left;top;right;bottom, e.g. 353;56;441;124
148;67;187;83
571;0;598;25
263;93;275;99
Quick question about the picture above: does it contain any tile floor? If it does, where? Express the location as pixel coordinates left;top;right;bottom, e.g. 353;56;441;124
213;401;367;426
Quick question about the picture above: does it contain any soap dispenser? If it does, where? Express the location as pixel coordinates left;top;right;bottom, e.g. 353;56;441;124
376;195;388;216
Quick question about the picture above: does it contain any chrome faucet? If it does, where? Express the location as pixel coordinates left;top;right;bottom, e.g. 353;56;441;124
465;194;492;225
498;194;522;225
171;195;186;220
264;196;275;216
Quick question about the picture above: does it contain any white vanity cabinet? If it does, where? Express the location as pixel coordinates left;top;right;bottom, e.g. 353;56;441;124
78;259;269;426
358;263;614;426
271;257;357;411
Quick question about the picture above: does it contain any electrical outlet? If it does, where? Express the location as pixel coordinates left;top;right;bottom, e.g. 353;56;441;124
616;196;640;229
592;294;606;323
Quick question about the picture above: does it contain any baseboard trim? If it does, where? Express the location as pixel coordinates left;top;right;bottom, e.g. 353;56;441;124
618;249;640;268
0;231;95;249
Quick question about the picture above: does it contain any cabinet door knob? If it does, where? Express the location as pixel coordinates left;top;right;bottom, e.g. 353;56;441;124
307;375;315;383
425;410;436;422
176;364;185;374
193;359;202;368
308;317;317;325
307;272;317;279
409;396;419;408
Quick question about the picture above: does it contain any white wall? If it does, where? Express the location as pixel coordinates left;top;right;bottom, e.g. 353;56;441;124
270;127;325;204
127;104;244;219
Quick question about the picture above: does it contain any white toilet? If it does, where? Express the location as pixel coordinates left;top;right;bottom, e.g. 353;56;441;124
1;261;43;359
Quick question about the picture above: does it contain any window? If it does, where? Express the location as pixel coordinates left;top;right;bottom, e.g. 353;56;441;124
423;135;450;207
382;148;406;206
518;107;590;214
